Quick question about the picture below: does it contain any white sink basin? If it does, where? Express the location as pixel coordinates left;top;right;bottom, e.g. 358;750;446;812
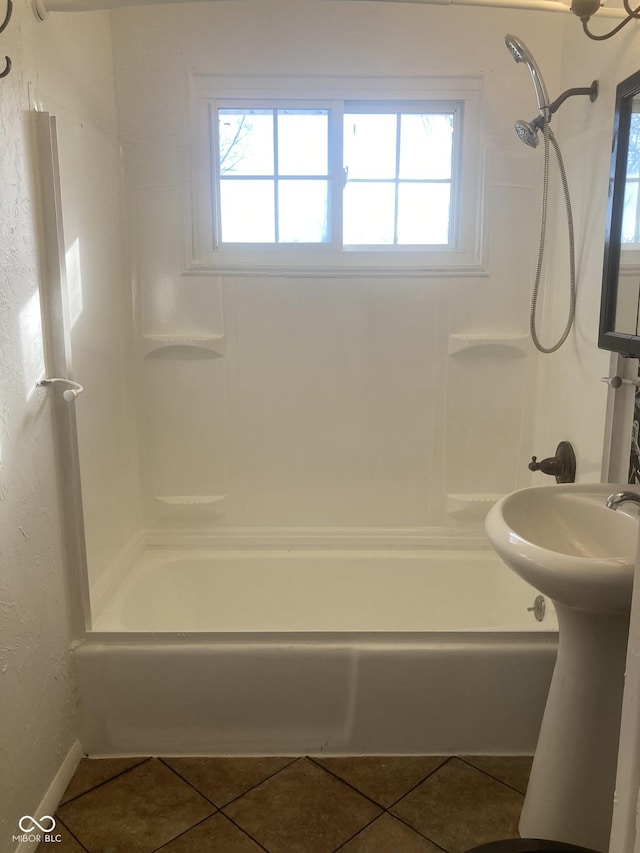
485;481;640;850
485;482;639;613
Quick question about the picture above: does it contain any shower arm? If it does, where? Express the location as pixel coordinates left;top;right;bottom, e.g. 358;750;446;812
529;80;599;130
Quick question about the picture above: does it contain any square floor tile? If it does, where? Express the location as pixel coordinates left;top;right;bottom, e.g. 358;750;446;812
159;813;264;852
339;813;444;852
314;756;447;807
223;758;382;853
61;757;149;804
57;758;215;853
461;756;532;795
390;757;523;853
163;756;294;806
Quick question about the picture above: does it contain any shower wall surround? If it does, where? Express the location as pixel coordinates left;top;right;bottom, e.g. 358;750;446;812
101;0;566;551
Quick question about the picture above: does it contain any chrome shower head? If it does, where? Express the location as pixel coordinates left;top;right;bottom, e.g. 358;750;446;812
515;118;541;148
505;34;551;121
505;33;531;64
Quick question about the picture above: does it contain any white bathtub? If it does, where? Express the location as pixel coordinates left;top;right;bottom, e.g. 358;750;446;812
77;547;558;756
91;547;557;634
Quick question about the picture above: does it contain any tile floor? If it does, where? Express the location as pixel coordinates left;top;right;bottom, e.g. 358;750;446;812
36;754;532;853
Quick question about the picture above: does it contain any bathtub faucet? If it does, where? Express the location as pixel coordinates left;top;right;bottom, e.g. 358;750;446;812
606;491;640;510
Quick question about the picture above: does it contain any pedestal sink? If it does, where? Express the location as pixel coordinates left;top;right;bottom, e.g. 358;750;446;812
485;483;640;853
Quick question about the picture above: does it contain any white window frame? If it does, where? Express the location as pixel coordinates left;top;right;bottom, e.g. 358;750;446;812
188;74;485;277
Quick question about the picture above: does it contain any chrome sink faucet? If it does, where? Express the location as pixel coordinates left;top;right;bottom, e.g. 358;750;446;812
606;491;640;510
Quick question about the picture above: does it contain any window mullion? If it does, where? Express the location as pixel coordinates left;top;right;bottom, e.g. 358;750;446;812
331;99;344;250
394;112;401;246
211;102;223;250
273;109;279;244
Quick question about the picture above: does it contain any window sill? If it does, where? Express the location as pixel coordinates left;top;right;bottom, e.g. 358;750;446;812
185;260;488;278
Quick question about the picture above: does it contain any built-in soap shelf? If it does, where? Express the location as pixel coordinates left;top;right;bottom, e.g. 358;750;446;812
142;334;225;358
448;334;529;356
155;494;226;518
446;493;503;516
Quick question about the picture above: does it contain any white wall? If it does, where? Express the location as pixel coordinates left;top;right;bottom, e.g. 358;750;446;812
0;0;122;842
109;1;574;543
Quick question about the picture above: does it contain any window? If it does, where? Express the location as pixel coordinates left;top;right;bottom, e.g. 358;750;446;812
190;76;483;275
622;111;640;245
215;104;457;249
218;107;331;244
342;106;455;247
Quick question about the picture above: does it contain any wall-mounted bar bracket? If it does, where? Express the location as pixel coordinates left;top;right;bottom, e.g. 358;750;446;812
36;377;84;401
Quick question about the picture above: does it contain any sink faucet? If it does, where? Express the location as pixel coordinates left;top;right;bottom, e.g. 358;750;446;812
606;490;640;510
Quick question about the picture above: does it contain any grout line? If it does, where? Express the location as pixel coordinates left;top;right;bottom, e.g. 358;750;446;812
158;757;222;809
383;810;451;852
456;755;529;796
158;754;301;811
58;757;152;806
217;756;301;808
220;811;271;852
151;812;217;851
384;756;452;810
305;756;387;810
150;811;271;853
55;815;91;852
331;812;383;851
308;755;454;852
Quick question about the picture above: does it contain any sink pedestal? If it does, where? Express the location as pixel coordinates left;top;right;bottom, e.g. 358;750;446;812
519;604;630;852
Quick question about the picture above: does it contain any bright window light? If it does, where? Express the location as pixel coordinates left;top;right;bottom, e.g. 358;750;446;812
214;101;459;250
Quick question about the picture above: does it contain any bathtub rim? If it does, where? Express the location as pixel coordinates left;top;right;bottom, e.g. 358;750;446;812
81;629;559;646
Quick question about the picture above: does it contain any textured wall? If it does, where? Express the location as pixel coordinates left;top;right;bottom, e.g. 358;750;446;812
0;0;119;842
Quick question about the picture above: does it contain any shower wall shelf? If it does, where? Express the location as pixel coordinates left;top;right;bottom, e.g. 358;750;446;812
142;334;225;358
155;494;226;518
448;334;529;356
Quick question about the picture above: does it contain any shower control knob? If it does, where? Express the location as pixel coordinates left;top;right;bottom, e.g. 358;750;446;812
528;441;576;483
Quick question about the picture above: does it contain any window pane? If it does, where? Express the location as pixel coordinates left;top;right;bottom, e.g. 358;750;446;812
343;114;397;179
218;110;274;176
278;111;329;176
219;180;275;242
399;114;454;180
622;181;639;244
397;183;451;245
627;113;640;179
343;182;396;245
279;180;328;243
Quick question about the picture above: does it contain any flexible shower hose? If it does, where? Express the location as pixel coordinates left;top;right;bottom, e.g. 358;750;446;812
530;122;577;354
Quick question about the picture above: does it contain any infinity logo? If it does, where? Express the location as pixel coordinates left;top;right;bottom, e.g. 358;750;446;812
19;815;56;833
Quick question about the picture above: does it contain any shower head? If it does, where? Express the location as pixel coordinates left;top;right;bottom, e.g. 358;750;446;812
515;117;542;148
511;81;599;147
505;34;551;121
505;33;533;64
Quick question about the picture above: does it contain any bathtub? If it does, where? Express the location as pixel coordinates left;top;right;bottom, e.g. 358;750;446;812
76;547;558;757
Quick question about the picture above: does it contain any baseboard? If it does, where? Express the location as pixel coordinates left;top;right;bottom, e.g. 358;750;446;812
13;739;84;853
